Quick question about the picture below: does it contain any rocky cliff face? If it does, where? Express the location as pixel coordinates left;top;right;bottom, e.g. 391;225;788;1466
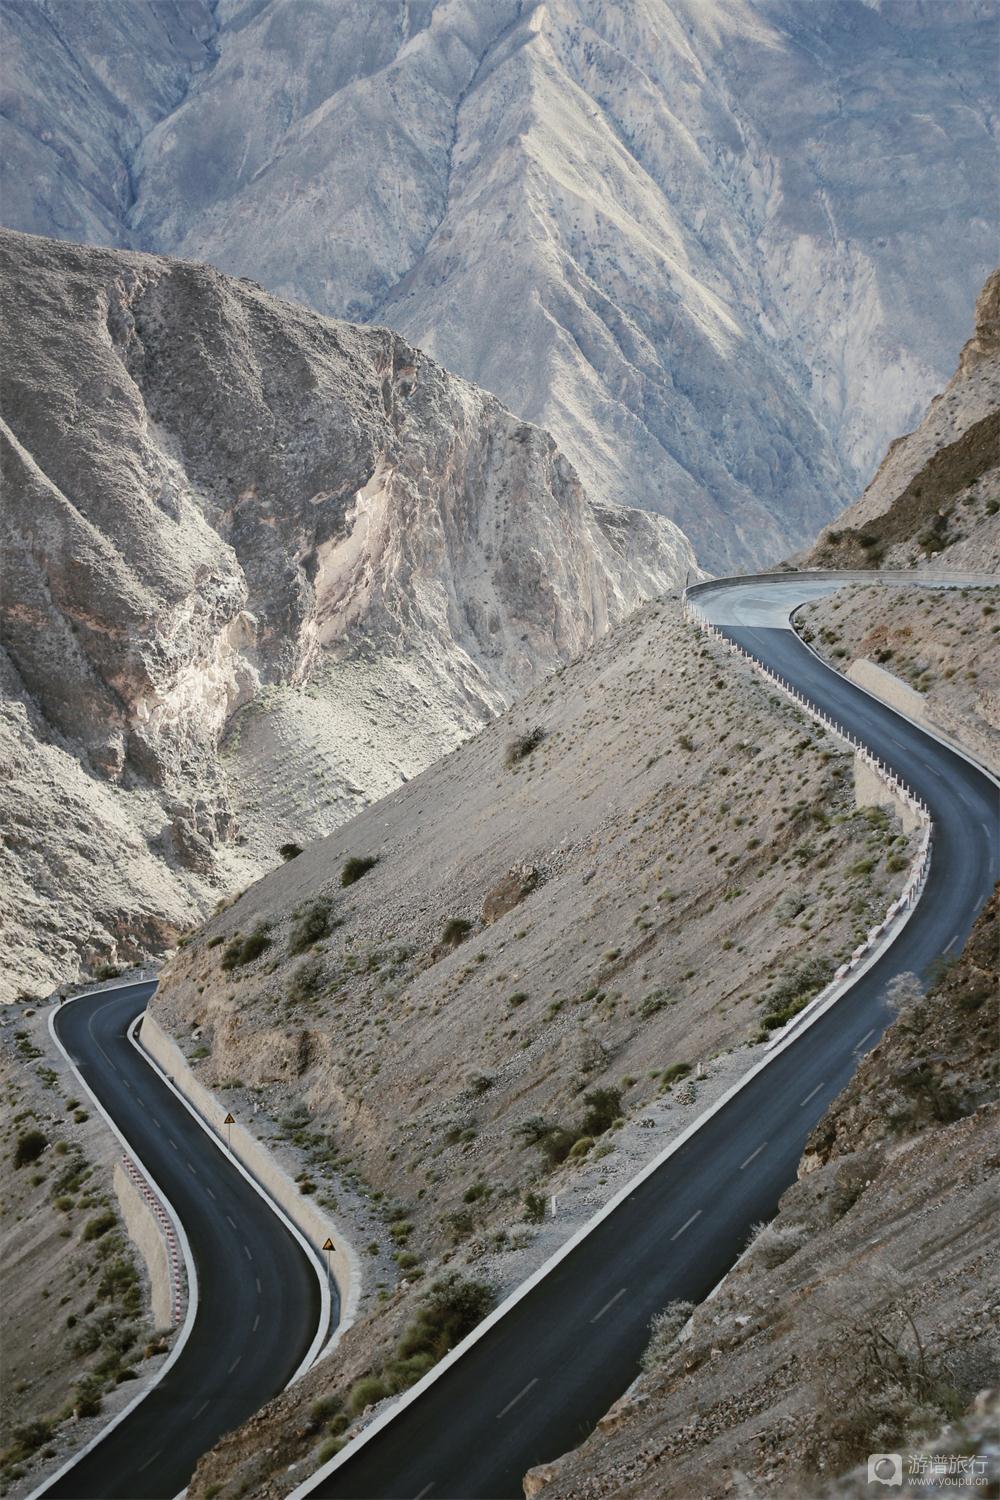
3;1;996;571
806;269;1000;572
0;229;690;1001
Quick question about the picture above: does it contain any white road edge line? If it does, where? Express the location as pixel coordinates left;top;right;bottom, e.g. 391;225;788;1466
671;1210;702;1241
496;1377;539;1419
590;1288;627;1323
289;570;998;1500
27;984;199;1500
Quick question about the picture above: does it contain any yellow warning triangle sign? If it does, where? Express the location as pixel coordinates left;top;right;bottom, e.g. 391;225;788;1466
223;1112;236;1125
322;1238;335;1251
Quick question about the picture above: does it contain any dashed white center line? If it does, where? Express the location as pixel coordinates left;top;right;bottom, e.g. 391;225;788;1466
414;1484;435;1499
255;1276;262;1294
252;1313;260;1333
226;1214;236;1228
138;1448;163;1473
854;1028;876;1052
168;1139;178;1151
186;1161;197;1175
151;1116;160;1128
740;1142;767;1170
590;1287;628;1323
205;1187;216;1201
193;1399;210;1418
228;1355;241;1373
243;1243;252;1261
800;1083;824;1107
671;1209;702;1241
496;1377;538;1419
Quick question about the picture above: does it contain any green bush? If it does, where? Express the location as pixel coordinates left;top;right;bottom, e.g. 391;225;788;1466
220;926;272;970
287;956;326;1003
580;1087;622;1136
508;991;529;1007
348;1375;389;1414
397;1275;494;1364
341;855;378;887
441;917;472;947
540;1126;580;1166
289;900;337;955
504;726;544;767
83;1206;119;1242
523;1191;547;1224
73;1375;103;1418
5;1418;54;1463
568;1135;594;1158
14;1128;47;1168
309;1394;343;1428
95;964;121;981
660;1062;691;1085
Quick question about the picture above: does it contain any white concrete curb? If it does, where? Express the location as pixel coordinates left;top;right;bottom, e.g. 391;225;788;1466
26;987;199;1500
127;1015;336;1384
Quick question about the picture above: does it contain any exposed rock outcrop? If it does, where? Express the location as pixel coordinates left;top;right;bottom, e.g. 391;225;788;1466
0;229;692;1000
807;269;1000;572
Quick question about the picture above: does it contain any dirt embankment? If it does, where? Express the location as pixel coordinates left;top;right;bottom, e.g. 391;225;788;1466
0;1006;166;1496
149;597;919;1498
526;889;999;1500
797;585;999;770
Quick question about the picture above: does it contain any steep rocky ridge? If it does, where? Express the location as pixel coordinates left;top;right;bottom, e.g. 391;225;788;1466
807;268;1000;573
145;597;918;1497
525;889;999;1500
3;2;996;570
0;229;690;1001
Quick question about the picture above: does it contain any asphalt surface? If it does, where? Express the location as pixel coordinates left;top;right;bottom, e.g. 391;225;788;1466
40;983;326;1500
299;597;998;1499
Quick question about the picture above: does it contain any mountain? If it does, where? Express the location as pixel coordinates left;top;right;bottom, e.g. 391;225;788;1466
147;592;915;1500
3;1;996;571
806;267;1000;572
0;228;690;1001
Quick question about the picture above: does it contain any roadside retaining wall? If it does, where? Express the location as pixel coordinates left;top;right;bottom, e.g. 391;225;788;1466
137;1011;362;1356
846;658;927;723
113;1160;174;1330
854;754;922;834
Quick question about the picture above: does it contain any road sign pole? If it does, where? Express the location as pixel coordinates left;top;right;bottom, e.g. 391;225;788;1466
322;1237;335;1286
223;1111;235;1152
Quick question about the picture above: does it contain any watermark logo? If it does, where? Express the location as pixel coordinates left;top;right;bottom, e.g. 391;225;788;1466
869;1454;903;1487
868;1452;991;1489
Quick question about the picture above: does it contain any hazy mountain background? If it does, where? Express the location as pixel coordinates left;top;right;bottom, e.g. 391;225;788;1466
2;0;996;571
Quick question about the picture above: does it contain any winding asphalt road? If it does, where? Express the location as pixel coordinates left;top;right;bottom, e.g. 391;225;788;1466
38;983;326;1500
293;574;998;1500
